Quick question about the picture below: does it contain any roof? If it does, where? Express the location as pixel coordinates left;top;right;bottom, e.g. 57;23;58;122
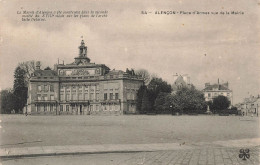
34;70;58;77
106;70;124;75
171;76;189;90
203;84;231;91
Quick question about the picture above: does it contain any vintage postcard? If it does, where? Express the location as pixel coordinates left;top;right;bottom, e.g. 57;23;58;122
0;0;259;164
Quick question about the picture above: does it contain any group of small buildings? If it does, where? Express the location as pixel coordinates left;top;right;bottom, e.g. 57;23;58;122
171;73;192;92
236;95;259;116
171;75;233;106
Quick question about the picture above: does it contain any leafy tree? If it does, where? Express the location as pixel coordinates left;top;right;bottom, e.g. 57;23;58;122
172;86;207;114
147;77;172;113
19;61;40;87
0;89;15;114
154;92;172;114
136;85;147;114
135;69;151;85
141;89;151;114
13;66;28;113
212;95;230;113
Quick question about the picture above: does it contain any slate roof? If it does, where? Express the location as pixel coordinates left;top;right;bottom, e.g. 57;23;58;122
203;84;230;91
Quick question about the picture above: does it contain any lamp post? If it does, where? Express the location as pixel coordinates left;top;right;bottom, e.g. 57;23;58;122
170;105;173;115
245;103;247;116
257;104;259;117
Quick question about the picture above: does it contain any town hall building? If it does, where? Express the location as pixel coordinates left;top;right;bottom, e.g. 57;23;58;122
26;40;144;115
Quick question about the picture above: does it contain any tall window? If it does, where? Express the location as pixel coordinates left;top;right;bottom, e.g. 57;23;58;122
37;85;42;92
50;85;54;92
66;94;70;101
60;105;63;111
84;93;89;100
37;105;40;112
127;93;131;100
78;93;83;100
110;93;113;100
104;93;107;100
90;93;94;100
72;86;76;92
96;93;99;100
43;94;48;101
115;93;119;100
60;94;64;101
37;94;41;100
66;105;69;112
44;85;48;92
72;93;76;100
50;95;54;100
132;93;135;100
50;105;53;112
44;105;47;111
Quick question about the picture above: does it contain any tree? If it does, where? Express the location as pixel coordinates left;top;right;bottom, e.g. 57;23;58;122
136;85;147;114
212;95;230;113
0;89;15;114
172;86;207;114
141;89;151;114
147;77;172;113
154;92;172;114
19;61;40;87
13;66;28;113
135;69;151;85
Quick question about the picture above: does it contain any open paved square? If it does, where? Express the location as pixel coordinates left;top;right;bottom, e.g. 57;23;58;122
0;115;259;148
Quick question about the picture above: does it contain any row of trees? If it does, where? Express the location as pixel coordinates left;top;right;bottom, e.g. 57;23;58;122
1;66;28;113
136;78;208;114
136;70;231;115
0;61;51;114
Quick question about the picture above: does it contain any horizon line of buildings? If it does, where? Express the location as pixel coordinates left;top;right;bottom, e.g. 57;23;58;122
23;39;236;115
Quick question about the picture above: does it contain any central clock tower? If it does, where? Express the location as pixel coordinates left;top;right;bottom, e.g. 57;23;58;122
74;40;91;64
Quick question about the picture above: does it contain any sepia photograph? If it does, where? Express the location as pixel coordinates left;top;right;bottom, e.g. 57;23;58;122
0;0;259;164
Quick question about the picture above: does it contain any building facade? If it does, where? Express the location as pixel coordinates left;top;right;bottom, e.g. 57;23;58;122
237;95;259;116
171;74;192;92
26;40;144;115
202;80;233;105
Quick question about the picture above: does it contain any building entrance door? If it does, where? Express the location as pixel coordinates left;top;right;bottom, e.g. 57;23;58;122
80;105;83;115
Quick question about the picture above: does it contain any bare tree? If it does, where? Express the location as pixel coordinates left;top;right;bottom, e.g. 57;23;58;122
135;69;151;85
18;61;40;86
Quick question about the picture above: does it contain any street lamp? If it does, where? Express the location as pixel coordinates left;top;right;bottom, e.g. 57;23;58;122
170;105;173;115
257;104;259;117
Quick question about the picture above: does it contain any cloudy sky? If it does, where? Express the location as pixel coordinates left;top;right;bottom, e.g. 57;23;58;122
0;0;259;104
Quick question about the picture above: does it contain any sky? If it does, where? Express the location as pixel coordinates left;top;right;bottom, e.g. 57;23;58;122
0;0;259;104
